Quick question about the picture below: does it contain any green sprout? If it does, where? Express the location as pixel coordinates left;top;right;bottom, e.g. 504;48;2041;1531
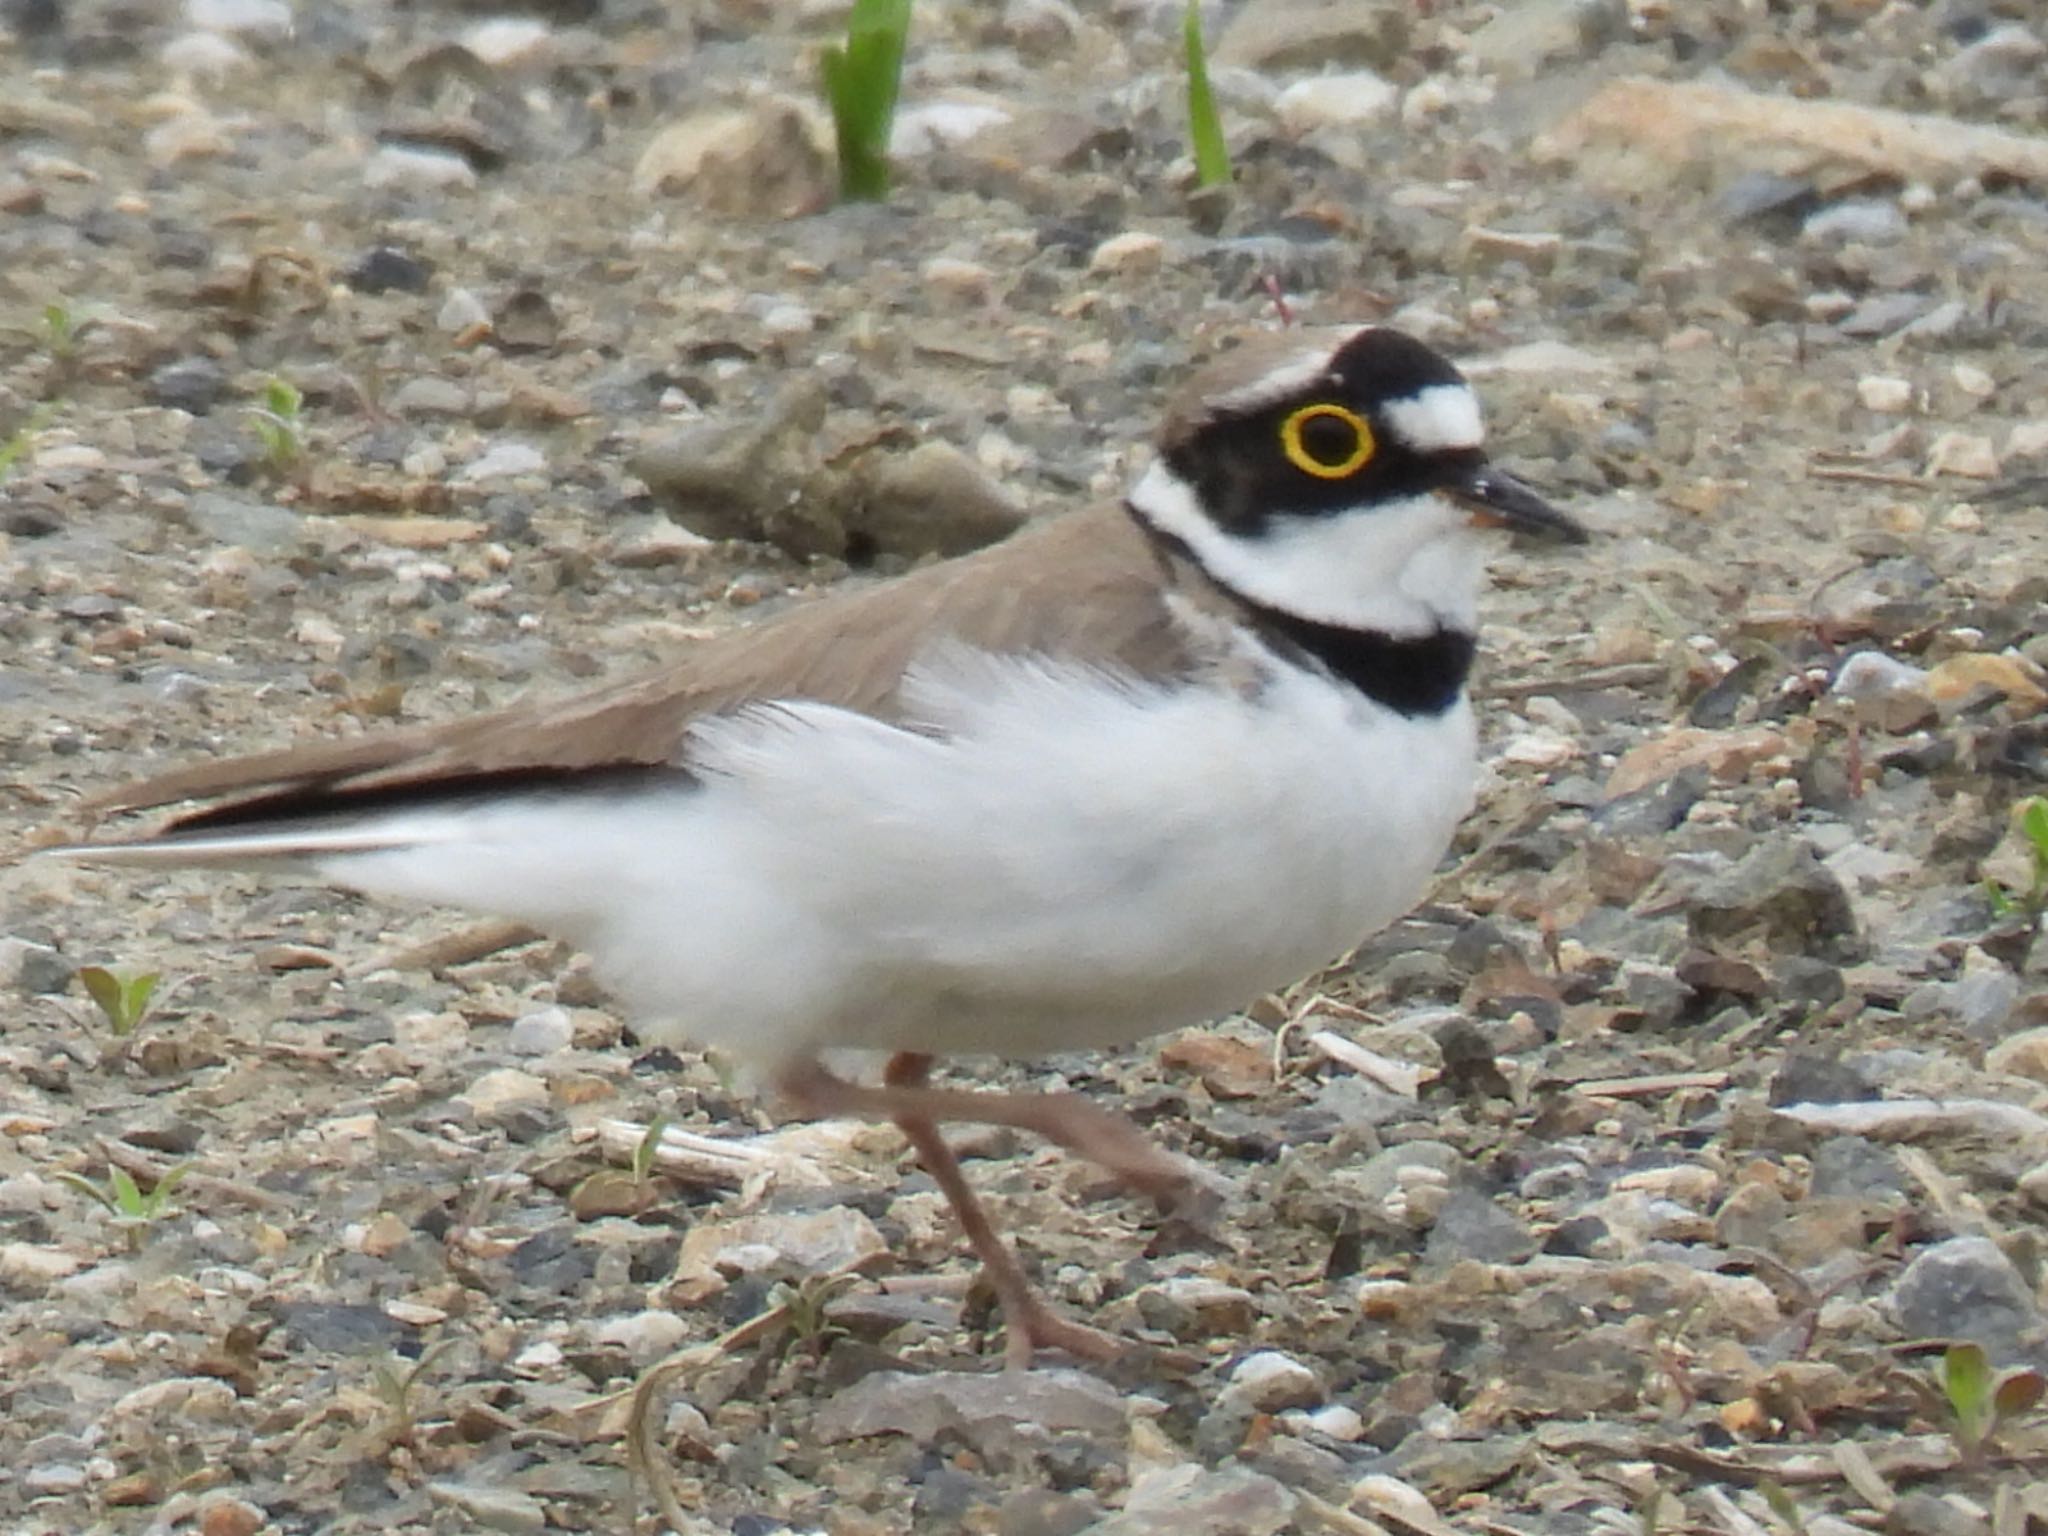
77;966;160;1039
762;1269;858;1364
1938;1341;2045;1466
1986;796;2048;918
56;1162;190;1251
1183;1;1231;189
369;1339;459;1448
570;1113;670;1218
820;0;910;203
0;402;57;482
246;375;304;477
43;302;81;360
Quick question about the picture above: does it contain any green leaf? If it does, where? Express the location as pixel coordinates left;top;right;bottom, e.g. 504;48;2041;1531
821;0;911;202
122;972;160;1024
1758;1480;1799;1527
2021;797;2048;857
632;1113;671;1184
108;1166;146;1218
1183;1;1231;190
1942;1341;1994;1447
54;1172;117;1214
79;966;127;1029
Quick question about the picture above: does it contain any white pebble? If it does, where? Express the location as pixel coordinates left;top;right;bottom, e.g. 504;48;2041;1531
1951;362;1995;398
185;0;291;42
1089;230;1165;275
1231;1349;1323;1410
436;287;491;334
1856;375;1912;413
1926;431;1999;479
364;146;478;192
889;101;1011;156
1275;71;1399;132
457;441;547;483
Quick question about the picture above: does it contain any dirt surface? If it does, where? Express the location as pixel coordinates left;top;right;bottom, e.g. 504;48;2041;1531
4;0;2048;1532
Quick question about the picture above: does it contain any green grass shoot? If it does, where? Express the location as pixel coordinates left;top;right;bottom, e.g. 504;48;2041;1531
78;965;160;1038
821;0;912;203
1184;1;1231;189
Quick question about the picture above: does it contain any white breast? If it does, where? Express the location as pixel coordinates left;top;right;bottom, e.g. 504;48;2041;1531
319;646;1478;1069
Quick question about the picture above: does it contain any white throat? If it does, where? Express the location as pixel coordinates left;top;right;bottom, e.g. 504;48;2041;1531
1127;460;1486;638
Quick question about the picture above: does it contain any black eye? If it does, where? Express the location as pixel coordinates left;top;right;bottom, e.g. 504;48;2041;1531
1279;403;1375;478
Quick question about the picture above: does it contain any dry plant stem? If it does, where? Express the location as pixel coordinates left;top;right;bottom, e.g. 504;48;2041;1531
779;1053;1151;1365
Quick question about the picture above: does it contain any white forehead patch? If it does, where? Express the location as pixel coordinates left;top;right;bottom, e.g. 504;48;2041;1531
1205;349;1340;416
1381;385;1484;452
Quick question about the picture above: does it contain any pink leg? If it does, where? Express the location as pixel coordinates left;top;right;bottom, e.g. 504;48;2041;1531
781;1054;1156;1366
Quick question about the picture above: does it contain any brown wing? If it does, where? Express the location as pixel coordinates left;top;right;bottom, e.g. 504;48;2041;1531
89;503;1191;821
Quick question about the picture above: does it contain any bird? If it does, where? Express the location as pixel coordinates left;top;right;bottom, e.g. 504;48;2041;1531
43;324;1584;1367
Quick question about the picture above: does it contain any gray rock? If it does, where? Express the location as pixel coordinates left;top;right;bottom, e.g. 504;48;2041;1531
1809;1136;1909;1201
1424;1189;1537;1267
507;1005;573;1056
1884;1490;1993;1536
185;491;301;553
1467;0;1626;79
148;355;229;414
1940;24;2046;110
426;1482;546;1535
388;376;472;418
1681;837;1862;961
1081;1463;1295;1536
814;1369;1124;1445
1837;292;1930;338
1889;1236;2046;1366
22;1461;87;1495
1214;0;1410;71
1230;1349;1322;1410
1802;200;1908;246
1;937;74;995
1001;1488;1100;1536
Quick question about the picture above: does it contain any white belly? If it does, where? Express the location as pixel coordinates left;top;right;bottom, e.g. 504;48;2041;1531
325;650;1478;1068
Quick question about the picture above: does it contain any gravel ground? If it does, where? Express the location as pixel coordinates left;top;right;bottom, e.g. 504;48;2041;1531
5;1;2048;1533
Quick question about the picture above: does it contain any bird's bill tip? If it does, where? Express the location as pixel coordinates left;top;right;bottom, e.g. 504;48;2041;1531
1446;466;1587;546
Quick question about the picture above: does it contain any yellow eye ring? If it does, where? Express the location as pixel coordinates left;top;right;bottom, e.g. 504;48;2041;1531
1280;403;1375;479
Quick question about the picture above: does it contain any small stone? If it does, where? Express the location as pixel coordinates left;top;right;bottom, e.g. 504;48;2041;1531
1884;1492;1995;1536
1925;653;2047;715
1950;362;1995;399
1215;0;1411;71
364;147;478;192
461;16;553;67
426;1483;546;1536
1298;1403;1365;1441
0;1243;85;1286
596;1309;689;1366
458;1067;550;1123
1101;1462;1296;1536
149;355;229;415
1423;1188;1538;1266
1135;1276;1258;1339
1089;231;1165;275
674;1206;887;1285
350;246;433;296
437;287;492;334
185;0;291;42
508;1006;573;1056
389;377;470;418
1987;1027;2048;1083
889;100;1013;156
633;99;833;220
854;439;1030;559
1274;71;1399;133
1803;199;1908;245
1466;0;1624;78
1889;1236;2043;1365
162;31;253;81
24;1462;88;1496
457;441;547;484
922;256;994;302
1463;227;1563;270
2007;420;2048;460
815;1369;1125;1444
2;937;76;995
197;1495;266;1536
1926;432;1999;479
1856;375;1913;413
1231;1350;1322;1411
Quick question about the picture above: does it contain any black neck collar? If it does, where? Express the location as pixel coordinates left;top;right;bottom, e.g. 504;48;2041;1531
1129;506;1476;719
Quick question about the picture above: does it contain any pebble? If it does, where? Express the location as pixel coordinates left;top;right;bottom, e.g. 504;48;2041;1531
363;147;479;192
1888;1236;2043;1363
186;0;292;41
1089;231;1166;275
457;1067;550;1123
0;1243;85;1286
437;288;492;334
1856;375;1913;413
921;256;994;303
389;377;470;418
1274;71;1399;132
595;1309;689;1365
1134;1276;1257;1339
631;100;833;218
1098;1463;1296;1536
24;1461;88;1496
1231;1349;1323;1411
1926;432;1999;479
889;101;1013;156
457;441;547;483
1950;362;1995;399
1216;0;1411;71
1802;199;1908;245
426;1483;546;1536
507;1005;573;1056
2007;420;2048;460
461;17;553;67
161;31;252;81
814;1369;1124;1444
